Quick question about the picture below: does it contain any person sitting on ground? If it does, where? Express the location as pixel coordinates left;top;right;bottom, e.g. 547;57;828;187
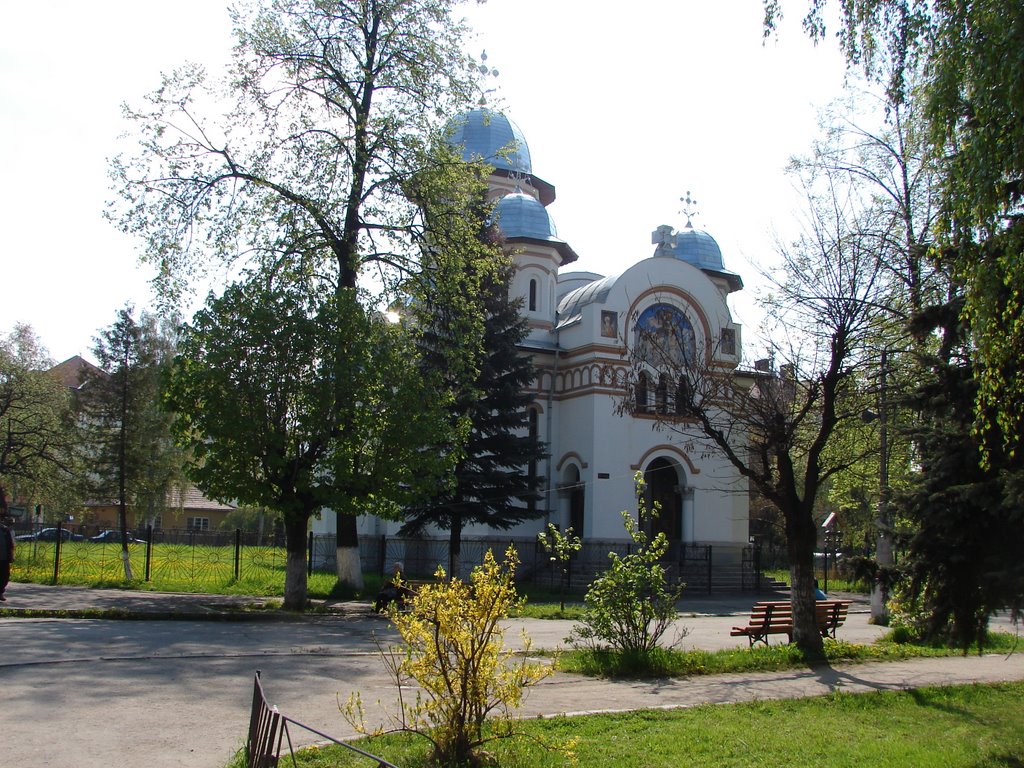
374;561;416;613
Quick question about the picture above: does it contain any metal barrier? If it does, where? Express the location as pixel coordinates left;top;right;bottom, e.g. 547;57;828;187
11;523;290;589
247;671;398;768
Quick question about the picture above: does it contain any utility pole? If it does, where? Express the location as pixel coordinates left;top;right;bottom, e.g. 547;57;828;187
870;349;891;623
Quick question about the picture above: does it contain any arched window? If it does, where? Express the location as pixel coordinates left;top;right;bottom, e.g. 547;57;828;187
675;376;693;415
636;371;650;413
529;279;538;312
656;373;669;414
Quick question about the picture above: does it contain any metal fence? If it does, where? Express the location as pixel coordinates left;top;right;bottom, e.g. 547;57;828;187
314;534;761;593
11;520;764;593
11;522;289;589
248;670;396;768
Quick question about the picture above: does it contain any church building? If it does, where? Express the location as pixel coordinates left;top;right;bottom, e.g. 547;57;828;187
317;108;752;580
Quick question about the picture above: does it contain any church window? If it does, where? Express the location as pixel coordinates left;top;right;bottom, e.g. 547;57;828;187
656;373;669;414
529;279;538;311
636;371;650;412
675;377;694;416
633;304;695;417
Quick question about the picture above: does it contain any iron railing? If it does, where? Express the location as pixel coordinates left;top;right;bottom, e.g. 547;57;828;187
248;670;397;768
11;519;767;593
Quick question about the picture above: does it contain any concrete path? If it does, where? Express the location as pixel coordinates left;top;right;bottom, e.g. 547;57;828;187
1;582;1021;768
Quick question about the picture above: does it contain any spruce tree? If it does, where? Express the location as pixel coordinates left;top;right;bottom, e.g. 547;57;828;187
402;261;547;575
899;273;1024;649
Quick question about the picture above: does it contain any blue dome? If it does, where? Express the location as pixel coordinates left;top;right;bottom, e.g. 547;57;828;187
445;108;532;174
493;192;558;240
671;224;725;271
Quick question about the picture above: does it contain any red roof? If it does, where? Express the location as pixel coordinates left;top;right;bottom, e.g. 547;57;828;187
47;355;103;390
169;485;236;513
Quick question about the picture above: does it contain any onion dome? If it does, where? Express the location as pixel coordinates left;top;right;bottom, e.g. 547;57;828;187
671;223;725;271
445;108;532;174
492;191;577;265
493;191;557;240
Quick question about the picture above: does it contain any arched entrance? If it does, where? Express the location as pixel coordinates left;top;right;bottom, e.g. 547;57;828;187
561;465;585;537
644;457;682;544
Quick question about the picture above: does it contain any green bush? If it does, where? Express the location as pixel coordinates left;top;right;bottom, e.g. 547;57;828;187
568;474;686;655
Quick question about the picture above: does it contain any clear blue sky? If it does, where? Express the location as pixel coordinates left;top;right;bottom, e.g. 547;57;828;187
0;0;849;364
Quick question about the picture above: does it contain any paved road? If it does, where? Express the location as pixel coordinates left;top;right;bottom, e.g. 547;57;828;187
1;583;1021;768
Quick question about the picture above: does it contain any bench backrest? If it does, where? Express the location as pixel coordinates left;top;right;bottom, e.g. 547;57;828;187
747;600;850;628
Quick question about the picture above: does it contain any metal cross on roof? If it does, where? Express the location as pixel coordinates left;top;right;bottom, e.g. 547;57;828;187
475;50;500;106
680;191;699;227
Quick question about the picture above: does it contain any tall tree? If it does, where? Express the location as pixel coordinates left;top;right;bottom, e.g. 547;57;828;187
401;261;547;576
766;0;1024;458
108;0;493;587
78;307;183;579
900;271;1023;648
0;325;74;521
767;0;1024;633
168;272;455;609
790;85;947;620
627;179;887;656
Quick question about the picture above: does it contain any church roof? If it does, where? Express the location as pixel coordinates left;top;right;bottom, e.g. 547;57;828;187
445;108;532;174
445;107;556;205
556;274;618;328
492;191;578;265
494;191;558;240
653;222;744;292
669;224;724;270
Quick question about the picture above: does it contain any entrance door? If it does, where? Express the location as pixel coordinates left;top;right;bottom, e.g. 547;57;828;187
564;465;585;537
645;458;682;543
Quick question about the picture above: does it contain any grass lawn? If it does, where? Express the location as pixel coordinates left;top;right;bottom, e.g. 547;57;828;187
552;629;1020;679
237;680;1024;767
763;568;870;594
11;539;376;599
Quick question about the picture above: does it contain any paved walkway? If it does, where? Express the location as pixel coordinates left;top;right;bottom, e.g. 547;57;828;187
1;582;1022;768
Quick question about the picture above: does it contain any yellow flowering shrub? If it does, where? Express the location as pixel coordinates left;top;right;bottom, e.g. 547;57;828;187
344;546;562;767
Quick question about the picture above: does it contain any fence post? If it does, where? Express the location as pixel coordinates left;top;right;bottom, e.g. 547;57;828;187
378;535;387;577
307;531;314;576
234;528;242;580
145;525;153;582
52;521;63;585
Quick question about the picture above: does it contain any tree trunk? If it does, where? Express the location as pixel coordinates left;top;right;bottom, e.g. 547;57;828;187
334;511;363;590
786;507;824;657
448;516;462;579
282;513;309;611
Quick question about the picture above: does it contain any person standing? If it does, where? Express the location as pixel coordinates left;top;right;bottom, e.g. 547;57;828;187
0;516;15;601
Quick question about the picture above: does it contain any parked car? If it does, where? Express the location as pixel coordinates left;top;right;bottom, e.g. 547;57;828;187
15;527;85;542
89;529;144;544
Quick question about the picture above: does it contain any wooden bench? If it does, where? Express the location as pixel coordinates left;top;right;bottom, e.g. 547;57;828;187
730;600;851;647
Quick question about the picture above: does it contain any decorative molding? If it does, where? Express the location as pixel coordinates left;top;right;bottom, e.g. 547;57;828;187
630;444;701;475
555;451;588;472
